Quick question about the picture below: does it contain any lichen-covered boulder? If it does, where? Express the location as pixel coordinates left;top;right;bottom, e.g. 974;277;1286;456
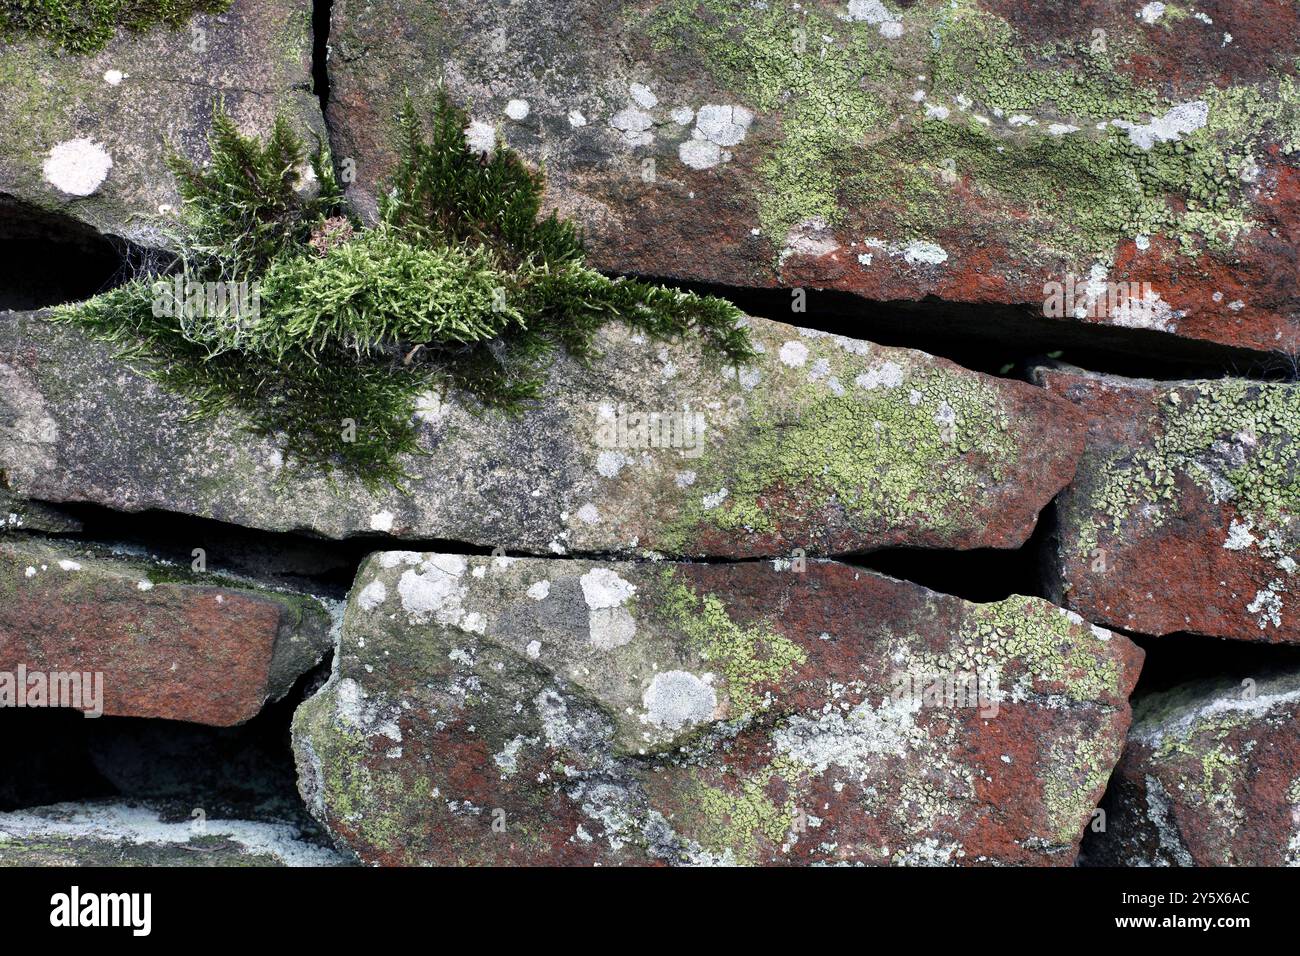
1037;364;1300;642
292;553;1142;865
0;802;349;866
0;538;333;726
0;0;321;248
1088;670;1300;866
0;310;1085;557
327;0;1300;354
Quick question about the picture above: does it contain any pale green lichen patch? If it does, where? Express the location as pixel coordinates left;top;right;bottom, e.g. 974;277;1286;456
662;337;1017;548
681;757;799;864
903;595;1122;703
1076;380;1300;565
642;0;1300;261
648;0;896;240
657;570;806;718
1042;736;1115;845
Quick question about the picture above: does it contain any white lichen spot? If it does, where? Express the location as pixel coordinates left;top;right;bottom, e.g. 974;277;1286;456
568;110;587;128
678;136;721;170
576;503;601;524
670;106;695;126
596;450;627;478
1112;101;1209;151
43;138;112;196
1224;519;1257;552
526;639;542;658
641;670;716;730
779;340;810;367
694;104;753;147
629;83;658;109
504;99;530;121
579;568;636;609
611;107;655;147
57;559;81;572
357;579;387;611
136;579;153;592
588;606;637;650
1138;2;1166;25
702;487;729;510
901;240;948;266
369;510;395;533
103;69;125;86
414;392;447;423
1247;583;1285;630
526;580;551;601
464;121;495;156
494;735;528;776
855;360;905;391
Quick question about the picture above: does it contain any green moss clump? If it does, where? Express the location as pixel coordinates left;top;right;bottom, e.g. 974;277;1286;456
659;572;805;718
54;92;754;487
0;0;230;53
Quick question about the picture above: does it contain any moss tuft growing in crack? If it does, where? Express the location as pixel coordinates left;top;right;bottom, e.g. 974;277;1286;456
0;0;230;53
54;92;754;487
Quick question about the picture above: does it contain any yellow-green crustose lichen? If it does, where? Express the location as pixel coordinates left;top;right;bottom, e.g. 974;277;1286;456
684;756;801;863
1076;380;1300;560
658;571;806;718
1042;735;1116;845
662;342;1016;549
904;595;1122;703
644;0;1300;259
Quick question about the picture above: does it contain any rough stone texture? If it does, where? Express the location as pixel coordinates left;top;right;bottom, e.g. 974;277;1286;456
0;0;321;249
0;310;1085;557
1038;364;1300;642
1088;669;1300;866
292;553;1142;865
327;0;1300;354
0;801;349;866
0;537;334;726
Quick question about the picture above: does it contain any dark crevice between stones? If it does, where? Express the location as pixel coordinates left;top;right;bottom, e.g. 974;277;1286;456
0;195;161;310
0;659;335;847
26;500;500;600
1078;636;1300;866
846;504;1058;604
311;0;332;114
627;275;1294;385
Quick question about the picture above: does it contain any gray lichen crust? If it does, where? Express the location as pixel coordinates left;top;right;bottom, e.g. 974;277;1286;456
0;310;1084;558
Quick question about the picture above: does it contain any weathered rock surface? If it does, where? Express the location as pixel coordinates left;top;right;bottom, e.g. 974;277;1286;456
0;537;333;725
292;553;1142;865
1088;670;1300;866
0;0;321;249
0;801;349;866
1038;364;1300;642
327;0;1300;354
0;310;1085;557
